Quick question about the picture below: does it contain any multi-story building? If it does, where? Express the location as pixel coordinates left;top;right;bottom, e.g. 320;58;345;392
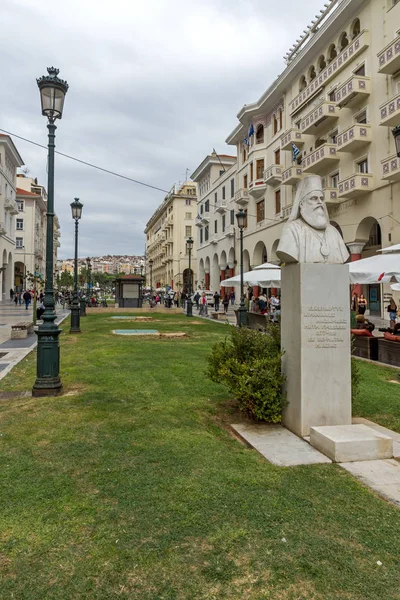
0;134;23;299
145;182;197;290
193;0;400;316
14;175;60;291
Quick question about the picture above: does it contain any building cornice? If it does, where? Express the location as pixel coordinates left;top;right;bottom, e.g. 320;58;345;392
191;154;237;182
0;135;24;167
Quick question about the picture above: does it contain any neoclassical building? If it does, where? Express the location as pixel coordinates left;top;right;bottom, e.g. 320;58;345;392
145;182;197;291
192;0;400;316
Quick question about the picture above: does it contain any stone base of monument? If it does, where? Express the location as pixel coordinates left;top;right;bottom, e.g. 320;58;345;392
310;424;393;462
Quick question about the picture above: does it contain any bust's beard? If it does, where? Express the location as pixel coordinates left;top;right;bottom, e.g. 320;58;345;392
300;206;328;230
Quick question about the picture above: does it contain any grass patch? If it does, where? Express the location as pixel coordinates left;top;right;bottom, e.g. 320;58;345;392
0;313;399;599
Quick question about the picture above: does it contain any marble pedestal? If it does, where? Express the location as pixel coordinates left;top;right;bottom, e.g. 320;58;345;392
310;424;393;462
281;263;352;437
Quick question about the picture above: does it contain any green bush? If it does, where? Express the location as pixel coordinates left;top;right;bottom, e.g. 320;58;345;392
206;325;286;422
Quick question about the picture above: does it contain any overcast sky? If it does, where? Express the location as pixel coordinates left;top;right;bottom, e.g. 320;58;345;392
2;0;324;259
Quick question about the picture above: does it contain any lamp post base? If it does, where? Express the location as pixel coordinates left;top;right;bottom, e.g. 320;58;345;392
80;298;86;316
237;304;248;327
32;324;63;397
70;303;81;333
186;298;193;317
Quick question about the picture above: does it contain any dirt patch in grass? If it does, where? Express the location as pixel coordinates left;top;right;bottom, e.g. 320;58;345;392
160;332;188;338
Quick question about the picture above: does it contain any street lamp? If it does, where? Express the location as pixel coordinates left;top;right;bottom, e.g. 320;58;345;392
149;259;153;296
86;257;92;303
235;209;248;327
392;126;400;157
186;237;194;317
33;67;68;398
70;198;83;333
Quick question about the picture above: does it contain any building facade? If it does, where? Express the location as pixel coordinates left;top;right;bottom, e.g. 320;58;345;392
145;182;197;291
0;135;23;299
193;0;400;316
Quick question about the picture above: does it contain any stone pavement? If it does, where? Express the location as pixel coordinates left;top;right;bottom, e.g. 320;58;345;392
0;302;70;381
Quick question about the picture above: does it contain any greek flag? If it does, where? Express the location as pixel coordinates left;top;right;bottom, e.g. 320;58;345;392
248;124;254;137
292;142;301;162
244;137;250;147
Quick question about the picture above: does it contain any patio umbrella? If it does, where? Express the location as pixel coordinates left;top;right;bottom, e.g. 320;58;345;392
348;252;400;284
221;267;281;288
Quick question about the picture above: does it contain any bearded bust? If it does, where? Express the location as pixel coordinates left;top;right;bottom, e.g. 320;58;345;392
276;175;349;264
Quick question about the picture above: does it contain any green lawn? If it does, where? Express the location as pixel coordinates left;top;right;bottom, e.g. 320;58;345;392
0;313;400;599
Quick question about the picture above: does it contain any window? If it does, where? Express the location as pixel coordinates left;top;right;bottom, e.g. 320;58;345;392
16;218;23;230
339;32;349;51
331;173;339;188
352;18;360;39
368;223;381;247
299;75;307;92
200;228;203;244
230;209;235;225
214;192;217;205
354;64;365;76
256;124;264;144
273;115;278;135
230;178;235;198
318;55;327;71
243;209;248;229
242;147;247;163
16;237;23;248
309;66;316;81
185;226;192;237
200;204;204;214
357;159;368;173
355;110;367;124
256;200;265;223
17;200;24;211
328;44;337;63
185;198;191;205
256;159;264;180
243;174;248;189
219;170;224;177
204;225;209;242
249;163;254;182
222;214;226;232
274;149;281;165
214;220;218;234
205;199;210;212
185;212;192;219
329;89;337;101
222;186;225;200
330;130;338;144
275;190;281;214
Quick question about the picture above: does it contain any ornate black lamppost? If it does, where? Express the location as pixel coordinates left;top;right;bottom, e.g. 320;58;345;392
235;209;248;327
149;259;153;297
186;237;193;317
392;126;400;157
70;198;83;333
33;67;68;398
86;257;92;303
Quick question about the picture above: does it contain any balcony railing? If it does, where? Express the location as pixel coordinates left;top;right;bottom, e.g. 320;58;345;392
324;187;340;206
335;75;370;109
378;34;400;75
201;210;210;224
382;154;400;182
281;166;303;186
290;30;370;115
302;143;338;174
234;188;249;206
249;177;267;199
338;173;374;199
337;124;371;153
380;92;400;128
264;165;282;185
225;224;235;237
280;128;304;151
215;199;227;213
195;215;202;228
300;100;338;135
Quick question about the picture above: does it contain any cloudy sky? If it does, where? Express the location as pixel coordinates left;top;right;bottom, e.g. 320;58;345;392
2;0;324;259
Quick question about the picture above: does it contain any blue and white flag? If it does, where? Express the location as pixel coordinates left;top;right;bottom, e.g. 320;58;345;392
248;124;254;137
244;137;250;147
292;142;301;162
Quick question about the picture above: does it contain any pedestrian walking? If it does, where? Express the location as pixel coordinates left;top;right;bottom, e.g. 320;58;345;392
213;291;220;312
14;293;18;306
388;298;397;330
200;292;208;316
223;294;229;315
193;291;200;310
23;290;31;310
9;288;14;302
358;294;367;315
230;291;235;305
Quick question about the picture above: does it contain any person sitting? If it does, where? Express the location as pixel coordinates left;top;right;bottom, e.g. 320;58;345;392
355;314;375;333
36;301;45;320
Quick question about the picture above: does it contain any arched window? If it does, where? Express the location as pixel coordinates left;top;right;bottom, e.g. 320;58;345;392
328;44;337;63
339;32;349;51
256;124;264;144
309;65;316;81
318;55;327;71
273;114;278;135
352;18;361;39
299;75;307;92
367;223;382;248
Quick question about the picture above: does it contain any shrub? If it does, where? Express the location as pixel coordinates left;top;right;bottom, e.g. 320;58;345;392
206;325;286;422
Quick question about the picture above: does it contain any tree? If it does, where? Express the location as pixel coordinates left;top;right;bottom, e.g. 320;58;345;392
60;270;74;289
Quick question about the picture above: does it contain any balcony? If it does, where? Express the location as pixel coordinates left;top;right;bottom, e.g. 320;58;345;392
234;188;249;206
378;34;400;75
335;75;370;109
4;198;18;214
324;187;341;207
0;222;6;235
195;215;202;228
264;165;282;186
215;199;227;213
225;224;235;237
300;100;338;135
210;232;218;245
302;143;338;174
380;92;400;128
282;205;293;219
201;210;210;224
338;173;374;199
382;155;400;182
280;128;305;151
281;166;303;186
337;124;371;153
290;30;370;115
249;178;267;199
